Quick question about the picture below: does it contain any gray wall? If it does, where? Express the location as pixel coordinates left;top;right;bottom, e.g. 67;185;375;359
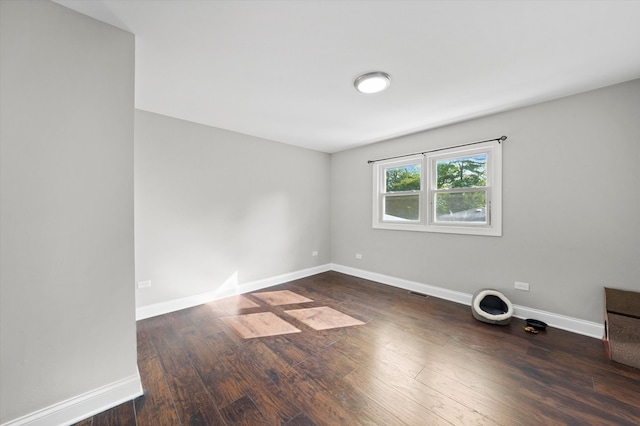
331;79;640;324
134;110;331;308
0;1;636;421
0;0;137;422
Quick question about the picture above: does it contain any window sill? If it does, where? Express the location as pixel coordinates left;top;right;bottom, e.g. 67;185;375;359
373;222;502;236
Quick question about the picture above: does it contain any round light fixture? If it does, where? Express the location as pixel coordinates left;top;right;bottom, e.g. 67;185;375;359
354;71;391;94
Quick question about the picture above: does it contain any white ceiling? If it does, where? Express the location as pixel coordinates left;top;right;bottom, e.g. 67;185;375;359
55;0;640;153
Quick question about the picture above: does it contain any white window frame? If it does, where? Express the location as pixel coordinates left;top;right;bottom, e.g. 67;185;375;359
373;140;502;236
373;155;424;232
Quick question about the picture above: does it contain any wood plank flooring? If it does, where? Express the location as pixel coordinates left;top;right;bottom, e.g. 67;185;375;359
73;271;640;425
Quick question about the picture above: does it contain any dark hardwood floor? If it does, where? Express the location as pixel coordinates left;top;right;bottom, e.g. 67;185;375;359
74;272;640;425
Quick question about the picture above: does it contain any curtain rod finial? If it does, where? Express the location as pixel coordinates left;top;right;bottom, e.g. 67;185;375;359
500;135;507;142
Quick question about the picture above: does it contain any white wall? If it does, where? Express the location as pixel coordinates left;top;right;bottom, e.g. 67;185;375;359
0;0;139;423
134;110;331;310
331;79;640;324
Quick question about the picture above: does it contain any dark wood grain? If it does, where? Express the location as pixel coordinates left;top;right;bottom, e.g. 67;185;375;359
73;271;640;425
134;354;181;426
92;401;135;426
219;395;270;425
150;313;227;425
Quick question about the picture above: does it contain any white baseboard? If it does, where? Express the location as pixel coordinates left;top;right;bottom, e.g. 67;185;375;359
136;264;332;320
330;263;605;339
330;263;473;306
1;371;143;426
135;262;604;339
2;264;605;426
511;304;604;339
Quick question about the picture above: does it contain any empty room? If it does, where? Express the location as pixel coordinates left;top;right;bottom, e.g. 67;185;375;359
1;0;639;425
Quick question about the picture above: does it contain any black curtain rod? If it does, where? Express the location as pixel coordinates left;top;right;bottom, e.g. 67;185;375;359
367;135;507;164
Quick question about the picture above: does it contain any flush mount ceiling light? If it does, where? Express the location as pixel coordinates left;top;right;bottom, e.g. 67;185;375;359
354;71;391;94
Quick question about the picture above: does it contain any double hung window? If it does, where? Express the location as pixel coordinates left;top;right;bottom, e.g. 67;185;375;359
373;140;502;236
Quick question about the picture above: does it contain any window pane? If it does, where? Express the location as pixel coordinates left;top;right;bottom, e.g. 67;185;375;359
435;191;486;222
385;164;421;192
436;154;487;189
384;195;419;221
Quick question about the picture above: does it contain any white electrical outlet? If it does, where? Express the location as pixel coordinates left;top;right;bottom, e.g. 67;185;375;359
355;253;363;259
514;281;530;291
137;280;151;289
312;250;318;256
